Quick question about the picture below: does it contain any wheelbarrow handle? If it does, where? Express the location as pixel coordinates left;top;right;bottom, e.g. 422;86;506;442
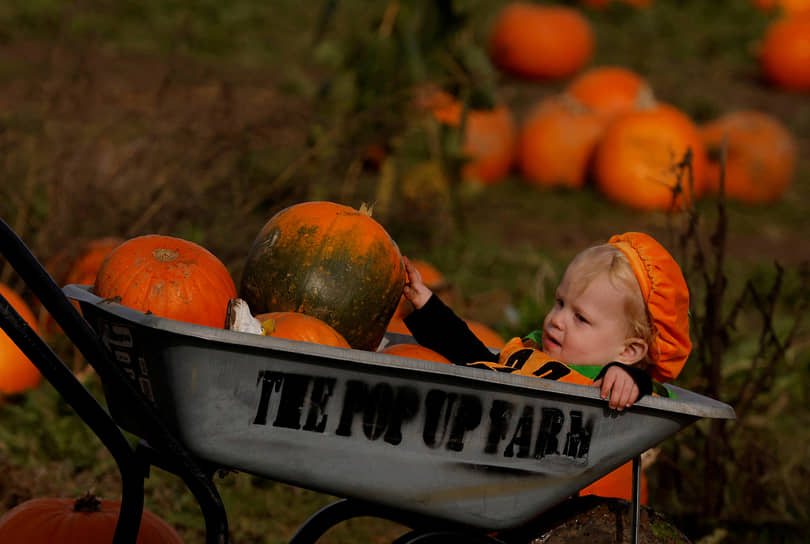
0;218;227;544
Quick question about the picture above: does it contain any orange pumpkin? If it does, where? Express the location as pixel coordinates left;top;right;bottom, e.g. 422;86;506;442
255;311;351;348
489;3;594;80
430;95;516;185
239;201;406;351
518;94;606;190
565;65;653;118
464;320;506;349
700;110;798;204
759;13;810;92
0;493;183;543
0;284;42;394
592;102;707;211
94;235;237;329
380;343;453;365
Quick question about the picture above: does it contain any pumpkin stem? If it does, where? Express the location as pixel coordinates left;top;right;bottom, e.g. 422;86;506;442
74;492;102;513
152;248;179;262
359;202;374;216
260;318;276;336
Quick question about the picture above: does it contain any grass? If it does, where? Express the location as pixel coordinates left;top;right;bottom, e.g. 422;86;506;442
0;0;809;542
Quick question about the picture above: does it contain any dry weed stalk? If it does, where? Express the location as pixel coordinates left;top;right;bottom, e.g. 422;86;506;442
666;140;810;525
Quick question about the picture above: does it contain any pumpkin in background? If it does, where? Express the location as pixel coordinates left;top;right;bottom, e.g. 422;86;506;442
565;65;653;118
429;93;516;185
751;0;810;14
39;237;124;334
518;94;605;190
759;13;810;92
700;110;797;204
580;0;653;8
255;311;351;348
489;3;594;80
0;283;42;394
94;235;237;329
239;201;406;351
592;102;707;211
380;343;452;365
0;493;183;543
465;320;506;349
65;237;124;287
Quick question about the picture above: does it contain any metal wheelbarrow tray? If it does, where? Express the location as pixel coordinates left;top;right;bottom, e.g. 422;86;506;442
66;284;735;531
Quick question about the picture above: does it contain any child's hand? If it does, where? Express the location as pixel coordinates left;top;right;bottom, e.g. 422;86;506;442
402;256;433;310
592;365;640;411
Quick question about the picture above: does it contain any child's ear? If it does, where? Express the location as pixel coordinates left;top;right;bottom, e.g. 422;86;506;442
617;337;648;365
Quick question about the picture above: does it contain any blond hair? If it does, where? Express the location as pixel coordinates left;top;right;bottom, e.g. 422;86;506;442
564;244;655;367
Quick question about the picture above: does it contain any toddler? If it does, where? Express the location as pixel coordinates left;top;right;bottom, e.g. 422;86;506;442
401;232;691;410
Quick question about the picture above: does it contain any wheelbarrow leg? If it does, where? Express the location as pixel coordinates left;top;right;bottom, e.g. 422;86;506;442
136;440;229;544
631;454;641;544
0;294;145;544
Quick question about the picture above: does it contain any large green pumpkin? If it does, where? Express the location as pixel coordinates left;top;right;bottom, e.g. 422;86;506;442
239;201;406;351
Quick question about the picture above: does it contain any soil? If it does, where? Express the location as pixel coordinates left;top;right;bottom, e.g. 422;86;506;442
523;496;692;544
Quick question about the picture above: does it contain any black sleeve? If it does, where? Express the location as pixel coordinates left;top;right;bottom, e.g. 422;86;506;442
403;294;499;365
594;362;653;399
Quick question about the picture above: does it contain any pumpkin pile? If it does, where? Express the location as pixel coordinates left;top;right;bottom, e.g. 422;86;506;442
407;2;800;208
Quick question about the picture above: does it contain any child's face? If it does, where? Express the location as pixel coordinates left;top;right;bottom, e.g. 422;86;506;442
541;268;633;366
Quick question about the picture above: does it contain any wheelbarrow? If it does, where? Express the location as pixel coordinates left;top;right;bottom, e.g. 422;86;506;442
0;218;736;544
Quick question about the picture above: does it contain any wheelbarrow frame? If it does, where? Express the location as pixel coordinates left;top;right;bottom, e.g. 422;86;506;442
0;218;730;543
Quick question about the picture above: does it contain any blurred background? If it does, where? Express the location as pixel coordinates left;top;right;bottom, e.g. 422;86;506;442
0;1;808;542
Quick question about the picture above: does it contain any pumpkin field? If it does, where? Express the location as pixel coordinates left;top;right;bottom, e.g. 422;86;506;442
1;0;809;542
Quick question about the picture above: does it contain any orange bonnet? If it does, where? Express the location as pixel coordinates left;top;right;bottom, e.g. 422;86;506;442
607;232;691;383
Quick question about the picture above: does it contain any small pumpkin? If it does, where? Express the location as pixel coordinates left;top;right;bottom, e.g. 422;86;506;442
255;311;351;348
429;93;516;185
700;110;798;204
94;235;237;328
239;201;406;351
489;3;594;80
759;13;810;92
565;65;653;119
0;283;42;394
464;320;506;349
518;94;606;190
592;102;707;211
380;343;453;365
0;493;183;543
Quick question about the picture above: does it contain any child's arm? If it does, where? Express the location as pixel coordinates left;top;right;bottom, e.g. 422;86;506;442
402;256;433;311
592;363;653;411
401;257;497;365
